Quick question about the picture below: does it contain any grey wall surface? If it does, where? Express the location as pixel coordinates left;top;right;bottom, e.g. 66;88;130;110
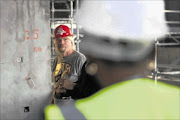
0;0;51;119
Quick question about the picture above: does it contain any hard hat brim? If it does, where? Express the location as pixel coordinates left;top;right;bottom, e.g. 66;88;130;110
80;32;155;62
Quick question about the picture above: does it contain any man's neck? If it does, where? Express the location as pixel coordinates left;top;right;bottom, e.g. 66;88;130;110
97;61;146;88
62;49;75;57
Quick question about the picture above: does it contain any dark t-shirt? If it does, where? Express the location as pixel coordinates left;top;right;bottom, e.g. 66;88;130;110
52;51;86;98
53;51;86;81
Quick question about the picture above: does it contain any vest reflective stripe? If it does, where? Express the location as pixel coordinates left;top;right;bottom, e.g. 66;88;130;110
57;101;87;120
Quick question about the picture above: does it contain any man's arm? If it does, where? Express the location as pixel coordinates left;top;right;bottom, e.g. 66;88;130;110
63;79;76;90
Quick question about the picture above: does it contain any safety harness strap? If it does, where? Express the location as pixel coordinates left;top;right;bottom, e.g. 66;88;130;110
57;101;87;120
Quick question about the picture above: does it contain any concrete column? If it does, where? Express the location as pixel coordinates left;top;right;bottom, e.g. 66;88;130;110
0;0;51;119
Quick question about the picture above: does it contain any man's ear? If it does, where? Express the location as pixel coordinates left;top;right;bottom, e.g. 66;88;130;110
53;39;56;45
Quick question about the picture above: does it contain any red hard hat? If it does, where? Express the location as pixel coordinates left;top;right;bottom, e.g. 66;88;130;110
54;25;73;38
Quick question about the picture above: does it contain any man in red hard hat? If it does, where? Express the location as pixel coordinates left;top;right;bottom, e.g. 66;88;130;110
51;25;86;104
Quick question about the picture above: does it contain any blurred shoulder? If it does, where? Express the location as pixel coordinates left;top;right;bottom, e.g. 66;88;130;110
74;51;86;60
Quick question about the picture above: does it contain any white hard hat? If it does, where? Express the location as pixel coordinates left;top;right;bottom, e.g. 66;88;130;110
75;0;168;62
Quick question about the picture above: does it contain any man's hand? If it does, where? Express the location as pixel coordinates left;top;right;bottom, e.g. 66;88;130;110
55;78;66;94
63;79;76;90
55;87;66;93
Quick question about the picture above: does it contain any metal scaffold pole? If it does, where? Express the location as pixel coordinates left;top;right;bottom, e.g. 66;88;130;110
76;0;80;52
154;37;158;86
70;0;74;34
51;0;55;56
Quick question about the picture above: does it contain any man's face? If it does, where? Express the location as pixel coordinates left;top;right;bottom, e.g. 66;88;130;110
55;37;72;53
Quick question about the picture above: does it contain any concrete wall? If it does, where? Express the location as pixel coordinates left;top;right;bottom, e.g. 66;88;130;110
0;0;51;119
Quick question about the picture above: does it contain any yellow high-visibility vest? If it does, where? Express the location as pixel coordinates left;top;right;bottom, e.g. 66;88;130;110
45;78;180;120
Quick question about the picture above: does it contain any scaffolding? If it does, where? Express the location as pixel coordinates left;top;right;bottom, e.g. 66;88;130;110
153;32;180;84
152;8;180;85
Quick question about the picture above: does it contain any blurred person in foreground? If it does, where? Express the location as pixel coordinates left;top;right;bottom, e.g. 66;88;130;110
46;1;180;119
50;25;86;104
